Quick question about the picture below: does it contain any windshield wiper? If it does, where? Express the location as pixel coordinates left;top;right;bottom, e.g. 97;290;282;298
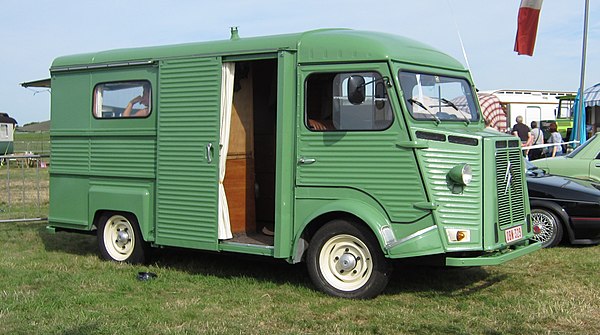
440;98;471;125
408;98;440;124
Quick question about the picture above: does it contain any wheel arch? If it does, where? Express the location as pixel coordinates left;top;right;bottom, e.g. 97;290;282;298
88;183;154;242
291;199;391;264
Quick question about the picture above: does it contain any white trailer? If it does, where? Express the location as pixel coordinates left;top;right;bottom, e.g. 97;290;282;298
0;113;17;155
483;89;575;129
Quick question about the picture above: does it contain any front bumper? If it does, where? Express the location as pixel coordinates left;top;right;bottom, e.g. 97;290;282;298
445;239;541;266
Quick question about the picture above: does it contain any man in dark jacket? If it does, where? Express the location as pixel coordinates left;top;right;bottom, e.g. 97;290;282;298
512;115;532;157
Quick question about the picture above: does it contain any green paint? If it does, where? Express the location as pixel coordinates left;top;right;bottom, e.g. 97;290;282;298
48;29;539;273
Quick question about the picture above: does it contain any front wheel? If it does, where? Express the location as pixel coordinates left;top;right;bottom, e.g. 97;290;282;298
307;219;390;299
97;213;147;263
531;207;563;248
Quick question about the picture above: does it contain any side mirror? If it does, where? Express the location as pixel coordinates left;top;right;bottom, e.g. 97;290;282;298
347;75;365;105
375;82;386;110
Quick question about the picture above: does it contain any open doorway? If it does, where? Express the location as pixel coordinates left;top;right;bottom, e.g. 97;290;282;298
223;59;277;246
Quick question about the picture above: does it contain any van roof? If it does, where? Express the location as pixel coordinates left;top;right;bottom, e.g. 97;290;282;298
51;29;465;72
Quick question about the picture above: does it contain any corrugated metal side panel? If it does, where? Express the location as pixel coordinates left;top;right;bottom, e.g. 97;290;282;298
90;137;156;177
418;147;482;227
297;132;427;222
51;137;89;173
155;57;220;249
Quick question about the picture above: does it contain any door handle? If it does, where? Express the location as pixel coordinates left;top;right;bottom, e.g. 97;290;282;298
298;157;316;165
396;140;429;149
206;143;213;163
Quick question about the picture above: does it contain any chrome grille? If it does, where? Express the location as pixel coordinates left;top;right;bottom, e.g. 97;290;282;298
495;140;526;228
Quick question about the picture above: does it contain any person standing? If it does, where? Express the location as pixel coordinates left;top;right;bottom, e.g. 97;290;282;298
547;122;563;157
512;115;532;156
528;121;544;160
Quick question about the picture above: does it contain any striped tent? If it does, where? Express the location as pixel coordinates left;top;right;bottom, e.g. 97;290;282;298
583;83;600;107
478;93;507;132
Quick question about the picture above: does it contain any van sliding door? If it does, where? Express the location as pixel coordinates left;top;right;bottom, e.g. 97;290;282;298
155;57;221;250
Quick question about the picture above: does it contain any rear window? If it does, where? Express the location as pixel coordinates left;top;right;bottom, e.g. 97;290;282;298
93;81;151;118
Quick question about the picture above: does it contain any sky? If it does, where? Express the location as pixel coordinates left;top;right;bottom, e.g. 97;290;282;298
1;0;598;125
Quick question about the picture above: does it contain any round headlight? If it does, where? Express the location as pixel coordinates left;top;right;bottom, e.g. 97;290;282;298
461;164;473;185
449;163;473;186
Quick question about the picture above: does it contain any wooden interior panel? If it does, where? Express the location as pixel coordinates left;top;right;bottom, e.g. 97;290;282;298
228;68;254;158
223;157;256;233
224;66;255;233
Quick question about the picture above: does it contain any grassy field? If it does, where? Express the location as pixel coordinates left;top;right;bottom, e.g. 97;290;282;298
13;132;50;155
0;219;599;334
1;135;599;334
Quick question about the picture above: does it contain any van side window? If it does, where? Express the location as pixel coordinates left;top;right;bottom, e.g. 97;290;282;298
305;72;393;131
93;81;152;118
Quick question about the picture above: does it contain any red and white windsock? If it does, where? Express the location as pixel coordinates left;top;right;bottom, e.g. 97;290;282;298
514;0;543;56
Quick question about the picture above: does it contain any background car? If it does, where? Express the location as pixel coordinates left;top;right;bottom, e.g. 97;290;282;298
533;134;600;182
525;160;600;247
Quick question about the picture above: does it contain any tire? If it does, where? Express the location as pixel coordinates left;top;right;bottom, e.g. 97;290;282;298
531;207;564;248
97;213;148;264
306;219;390;299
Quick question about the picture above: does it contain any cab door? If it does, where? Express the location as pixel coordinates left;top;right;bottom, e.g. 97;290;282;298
296;63;429;223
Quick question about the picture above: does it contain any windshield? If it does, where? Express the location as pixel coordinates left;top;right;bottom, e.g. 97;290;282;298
399;71;479;122
566;134;597;158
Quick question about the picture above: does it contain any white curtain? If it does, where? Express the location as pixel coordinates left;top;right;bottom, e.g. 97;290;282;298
218;63;235;240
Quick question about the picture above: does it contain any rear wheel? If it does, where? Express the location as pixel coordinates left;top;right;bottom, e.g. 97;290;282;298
97;213;147;263
307;219;390;299
531;207;563;248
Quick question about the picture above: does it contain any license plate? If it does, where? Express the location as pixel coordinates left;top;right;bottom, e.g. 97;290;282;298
505;226;523;244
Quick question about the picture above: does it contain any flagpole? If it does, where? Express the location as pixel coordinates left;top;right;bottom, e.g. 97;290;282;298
577;0;589;144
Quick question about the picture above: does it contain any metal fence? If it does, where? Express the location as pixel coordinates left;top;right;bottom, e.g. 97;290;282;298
0;153;49;223
13;140;50;156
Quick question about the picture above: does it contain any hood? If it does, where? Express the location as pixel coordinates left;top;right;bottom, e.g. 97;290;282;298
527;174;600;203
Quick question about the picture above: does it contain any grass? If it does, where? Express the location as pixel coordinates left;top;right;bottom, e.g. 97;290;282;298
1;136;599;333
0;219;599;334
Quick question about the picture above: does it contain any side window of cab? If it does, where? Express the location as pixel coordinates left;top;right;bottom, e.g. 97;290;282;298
93;81;152;119
305;72;393;131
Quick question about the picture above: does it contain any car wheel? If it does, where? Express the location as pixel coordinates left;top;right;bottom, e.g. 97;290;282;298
306;219;390;299
531;207;563;248
97;213;147;263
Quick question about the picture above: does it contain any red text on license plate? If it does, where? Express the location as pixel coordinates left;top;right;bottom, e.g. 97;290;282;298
505;226;523;243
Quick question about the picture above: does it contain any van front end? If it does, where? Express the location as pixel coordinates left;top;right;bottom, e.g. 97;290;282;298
445;135;542;265
384;130;541;265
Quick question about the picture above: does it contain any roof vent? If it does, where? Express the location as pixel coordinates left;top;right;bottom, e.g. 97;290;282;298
230;27;240;41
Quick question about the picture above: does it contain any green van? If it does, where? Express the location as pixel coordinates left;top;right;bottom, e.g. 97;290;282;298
33;29;540;298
